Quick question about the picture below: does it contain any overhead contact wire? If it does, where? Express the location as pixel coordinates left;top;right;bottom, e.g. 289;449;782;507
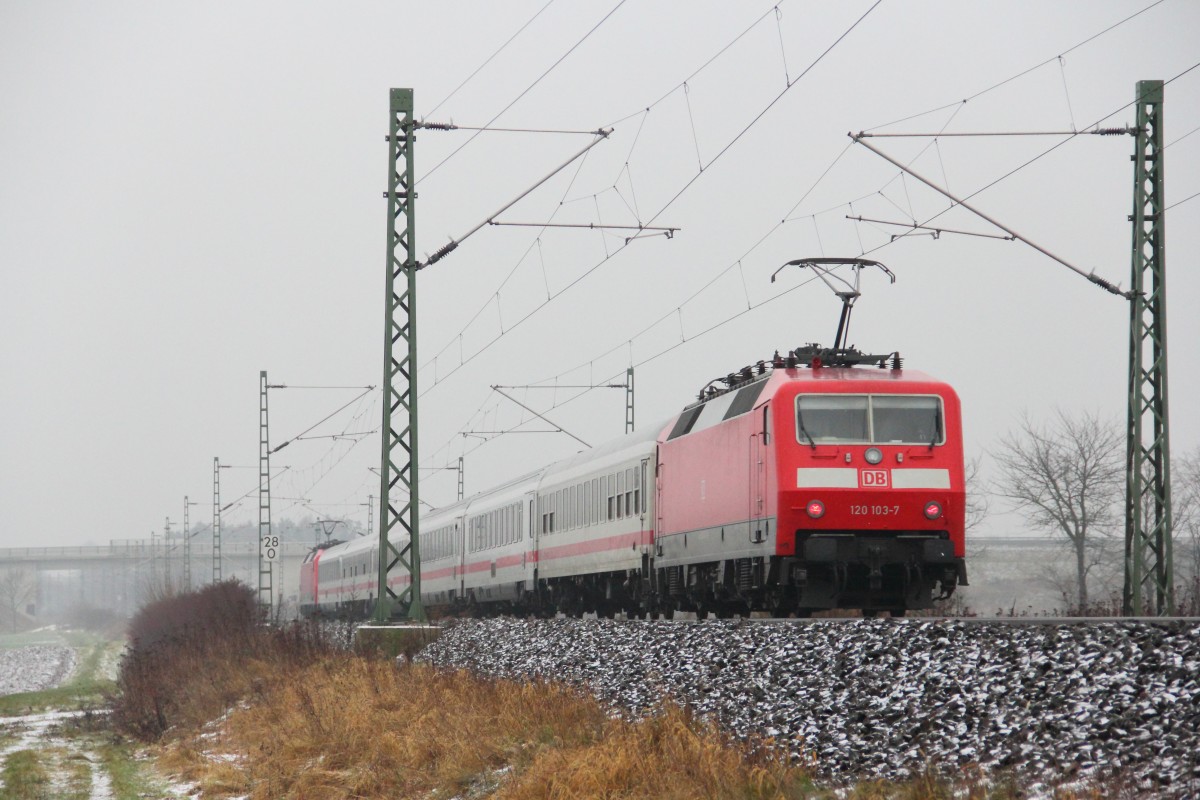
419;0;628;187
427;0;558;116
862;0;1167;132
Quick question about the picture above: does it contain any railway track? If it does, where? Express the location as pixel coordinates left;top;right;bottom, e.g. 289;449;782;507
422;616;1200;797
542;612;1200;625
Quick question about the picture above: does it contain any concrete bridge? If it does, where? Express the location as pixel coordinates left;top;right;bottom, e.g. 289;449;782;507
0;539;313;620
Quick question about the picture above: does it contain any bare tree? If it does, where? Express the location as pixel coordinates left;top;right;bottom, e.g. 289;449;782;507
0;568;35;632
992;410;1124;609
1174;447;1200;611
965;455;990;533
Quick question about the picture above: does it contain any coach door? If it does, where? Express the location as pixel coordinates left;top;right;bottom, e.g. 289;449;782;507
655;450;665;556
639;457;652;551
454;520;464;600
749;403;769;544
524;495;537;591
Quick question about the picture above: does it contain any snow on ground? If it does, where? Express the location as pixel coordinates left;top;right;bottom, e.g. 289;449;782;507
0;645;75;696
419;618;1200;798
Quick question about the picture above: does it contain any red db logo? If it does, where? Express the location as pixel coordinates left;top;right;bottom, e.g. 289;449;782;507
860;469;888;488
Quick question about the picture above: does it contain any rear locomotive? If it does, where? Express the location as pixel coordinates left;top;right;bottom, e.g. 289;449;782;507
654;345;966;617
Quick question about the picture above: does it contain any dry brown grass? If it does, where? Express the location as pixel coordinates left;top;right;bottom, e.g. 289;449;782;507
164;654;819;800
499;704;816;800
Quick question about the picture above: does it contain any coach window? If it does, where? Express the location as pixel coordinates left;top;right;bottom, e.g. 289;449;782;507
625;468;634;516
797;395;869;443
634;467;641;514
873;396;943;444
615;472;624;519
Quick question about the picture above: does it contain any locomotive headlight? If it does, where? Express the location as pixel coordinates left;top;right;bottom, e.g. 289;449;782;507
806;500;826;519
923;501;943;520
864;447;883;465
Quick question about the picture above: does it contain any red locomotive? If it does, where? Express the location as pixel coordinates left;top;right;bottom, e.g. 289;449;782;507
654;345;965;616
300;344;966;619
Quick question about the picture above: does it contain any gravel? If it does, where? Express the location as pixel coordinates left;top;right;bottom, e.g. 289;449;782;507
418;618;1200;797
0;645;76;696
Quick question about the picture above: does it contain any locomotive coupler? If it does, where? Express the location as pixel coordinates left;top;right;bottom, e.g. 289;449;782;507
865;543;885;591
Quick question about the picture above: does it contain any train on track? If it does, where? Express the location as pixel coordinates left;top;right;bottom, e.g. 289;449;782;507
299;342;967;619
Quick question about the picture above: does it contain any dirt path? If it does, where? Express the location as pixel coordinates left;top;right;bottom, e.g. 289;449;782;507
0;710;111;799
0;634;182;799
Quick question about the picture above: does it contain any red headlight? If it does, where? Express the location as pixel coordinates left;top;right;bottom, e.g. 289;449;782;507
806;500;825;519
923;501;943;520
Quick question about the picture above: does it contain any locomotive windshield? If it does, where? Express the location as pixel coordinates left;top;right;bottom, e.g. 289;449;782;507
796;394;943;445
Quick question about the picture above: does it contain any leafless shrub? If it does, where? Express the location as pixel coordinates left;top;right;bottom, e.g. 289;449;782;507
111;581;334;740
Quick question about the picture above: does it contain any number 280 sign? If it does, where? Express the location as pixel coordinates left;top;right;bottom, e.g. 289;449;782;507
261;534;280;562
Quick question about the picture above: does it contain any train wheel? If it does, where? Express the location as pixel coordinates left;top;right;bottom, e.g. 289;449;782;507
861;609;880;618
888;608;907;618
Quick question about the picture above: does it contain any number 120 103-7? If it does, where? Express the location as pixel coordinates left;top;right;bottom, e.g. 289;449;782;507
849;505;901;516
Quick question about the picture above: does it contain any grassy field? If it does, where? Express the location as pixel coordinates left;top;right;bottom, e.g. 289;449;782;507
0;631;71;650
0;632;122;717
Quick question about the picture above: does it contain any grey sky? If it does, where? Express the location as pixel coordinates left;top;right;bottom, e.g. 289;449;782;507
2;1;1197;547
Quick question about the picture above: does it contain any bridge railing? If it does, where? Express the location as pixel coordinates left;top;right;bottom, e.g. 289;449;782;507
0;541;314;561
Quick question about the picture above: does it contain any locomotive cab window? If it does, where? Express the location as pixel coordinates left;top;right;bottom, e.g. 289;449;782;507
795;394;944;445
797;395;868;443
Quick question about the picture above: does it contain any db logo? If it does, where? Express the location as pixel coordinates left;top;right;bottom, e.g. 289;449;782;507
860;469;889;488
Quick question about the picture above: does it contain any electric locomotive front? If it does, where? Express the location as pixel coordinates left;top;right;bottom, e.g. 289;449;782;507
770;354;966;613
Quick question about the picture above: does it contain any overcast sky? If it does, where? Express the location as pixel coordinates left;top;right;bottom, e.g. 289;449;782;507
2;1;1198;548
